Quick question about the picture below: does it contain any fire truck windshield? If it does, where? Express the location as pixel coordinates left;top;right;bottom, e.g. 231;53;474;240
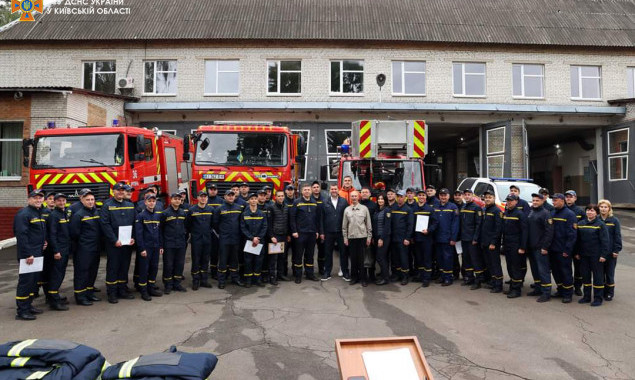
33;134;125;169
195;132;287;166
340;160;423;191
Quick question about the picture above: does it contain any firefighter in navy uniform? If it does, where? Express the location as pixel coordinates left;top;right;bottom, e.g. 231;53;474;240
526;193;555;302
45;193;71;311
576;204;610;307
459;189;481;287
135;193;164;301
434;189;460;286
412;190;438;287
161;193;188;294
179;189;190;210
539;188;555;212
70;189;102;306
268;190;290;285
509;185;531;217
549;193;578;303
37;192;56;298
100;182;136;303
186;191;214;290
289;184;322;283
598;199;622;301
257;189;273;281
502;194;529;298
207;184;223;280
14;189;47;320
480;190;504;293
214;189;245;289
241;193;268;287
565;190;585;296
281;184;296;279
136;186;164;213
389;190;414;285
311;181;327;276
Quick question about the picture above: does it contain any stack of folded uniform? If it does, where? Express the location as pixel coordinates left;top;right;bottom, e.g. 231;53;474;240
0;339;106;379
101;346;218;380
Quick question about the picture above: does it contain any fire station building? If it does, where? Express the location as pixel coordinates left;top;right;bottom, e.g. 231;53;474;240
0;0;634;236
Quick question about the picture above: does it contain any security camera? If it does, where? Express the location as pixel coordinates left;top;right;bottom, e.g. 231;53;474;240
376;74;386;88
14;91;23;100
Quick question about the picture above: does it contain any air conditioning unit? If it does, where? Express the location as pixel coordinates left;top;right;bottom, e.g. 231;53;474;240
117;77;134;89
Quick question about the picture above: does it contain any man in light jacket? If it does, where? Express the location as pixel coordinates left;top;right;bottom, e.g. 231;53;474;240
342;191;372;287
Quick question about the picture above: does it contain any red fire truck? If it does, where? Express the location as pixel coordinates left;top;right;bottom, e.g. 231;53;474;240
187;123;302;197
23;126;189;204
324;120;427;193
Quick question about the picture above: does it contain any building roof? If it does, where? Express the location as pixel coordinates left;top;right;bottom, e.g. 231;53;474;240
0;0;634;47
0;87;139;101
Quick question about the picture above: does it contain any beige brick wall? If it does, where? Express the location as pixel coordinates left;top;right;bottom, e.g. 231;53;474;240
1;43;633;106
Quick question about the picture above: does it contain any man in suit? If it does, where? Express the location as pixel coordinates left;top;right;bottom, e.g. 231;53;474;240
321;184;348;281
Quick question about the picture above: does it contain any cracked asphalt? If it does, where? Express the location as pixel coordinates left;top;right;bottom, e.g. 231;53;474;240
1;211;634;379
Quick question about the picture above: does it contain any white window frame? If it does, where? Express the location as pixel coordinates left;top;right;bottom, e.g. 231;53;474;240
452;62;486;98
293;129;310;181
391;61;426;96
627;67;635;98
512;63;544;99
486;154;505;178
143;60;178;96
570;65;602;101
607;128;629;181
486;127;506;155
160;129;177;135
204;60;240;96
330;60;364;96
324;129;351;181
0;121;23;181
82;61;116;93
266;60;302;96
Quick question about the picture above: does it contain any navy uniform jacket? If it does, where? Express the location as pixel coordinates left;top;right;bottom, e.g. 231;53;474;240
426;197;440;208
576;218;610;258
135;208;163;252
214;201;243;244
360;199;378;237
390;202;414;242
70;206;101;253
322;196;348;234
527;206;554;251
460;201;482;242
406;200;417;211
374;207;392;241
13;205;46;260
480;204;503;247
234;196;247;209
550;207;578;254
257;202;273;237
289;197;322;235
600;216;622;254
179;202;190;214
241;207;268;241
543;202;555;212
502;207;528;250
207;195;223;209
48;207;71;255
99;198;136;245
412;202;438;242
69;201;83;217
161;206;188;249
311;194;325;230
516;198;531;217
187;204;214;243
434;202;459;243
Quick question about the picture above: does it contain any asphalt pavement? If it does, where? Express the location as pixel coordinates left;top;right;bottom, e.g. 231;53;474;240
0;211;634;379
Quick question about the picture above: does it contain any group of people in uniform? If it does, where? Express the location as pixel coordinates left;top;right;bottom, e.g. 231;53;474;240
12;177;623;320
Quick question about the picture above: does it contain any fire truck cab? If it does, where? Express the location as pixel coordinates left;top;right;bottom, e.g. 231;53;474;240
325;120;427;193
188;123;302;198
23;126;189;204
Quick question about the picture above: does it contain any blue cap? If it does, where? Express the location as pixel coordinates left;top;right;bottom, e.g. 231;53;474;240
565;190;577;197
552;193;565;200
531;193;544;199
29;189;44;198
505;194;519;201
113;182;126;190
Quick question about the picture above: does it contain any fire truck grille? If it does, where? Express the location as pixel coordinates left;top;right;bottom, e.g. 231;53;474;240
203;181;275;193
41;182;111;202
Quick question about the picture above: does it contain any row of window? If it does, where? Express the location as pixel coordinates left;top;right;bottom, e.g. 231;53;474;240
83;60;635;100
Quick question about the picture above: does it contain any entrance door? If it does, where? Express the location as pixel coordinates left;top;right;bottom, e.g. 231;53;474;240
481;120;511;178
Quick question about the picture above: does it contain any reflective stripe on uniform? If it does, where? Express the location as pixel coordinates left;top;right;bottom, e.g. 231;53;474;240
11;357;30;367
26;370;52;379
8;339;37;357
118;357;139;378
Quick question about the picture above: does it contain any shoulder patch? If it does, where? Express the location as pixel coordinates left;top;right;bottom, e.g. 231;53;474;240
548;218;553;225
477;211;482;216
499;212;504;218
386;212;391;218
573;223;578;229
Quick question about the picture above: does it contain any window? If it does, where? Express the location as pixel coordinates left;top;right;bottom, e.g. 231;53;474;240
293;130;310;181
392;61;426;95
83;61;116;94
608;128;629;181
628;67;635;98
453;62;486;96
473;182;494;197
267;60;301;94
0;122;22;180
325;129;351;181
205;60;239;95
330;60;364;94
160;130;176;135
512;64;544;98
571;65;601;100
486;127;505;177
127;136;154;162
144;60;177;95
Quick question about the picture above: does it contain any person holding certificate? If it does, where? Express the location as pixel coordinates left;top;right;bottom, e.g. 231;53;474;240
241;193;268;288
14;189;47;320
412;190;438;287
268;191;290;285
